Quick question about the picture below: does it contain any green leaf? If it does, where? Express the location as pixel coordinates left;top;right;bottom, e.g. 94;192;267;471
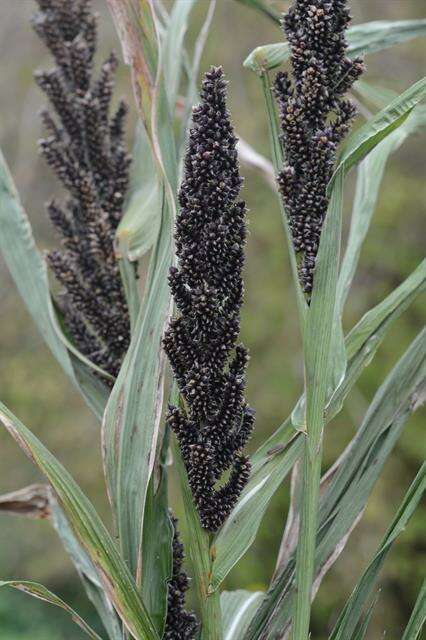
173;433;223;639
50;497;123;640
0;401;159;640
140;432;173;637
215;259;424;590
291;167;345;640
0;150;73;379
102;188;172;584
244;19;426;73
70;355;110;422
402;580;426;640
233;0;281;25
220;591;264;640
211;424;301;589
349;596;378;640
0;581;105;640
0;485;122;640
329;464;426;640
345;260;426;361
105;0;178;589
163;0;197;113
336;105;426;311
0;148;111;417
329;77;426;190
246;329;426;639
117;123;163;262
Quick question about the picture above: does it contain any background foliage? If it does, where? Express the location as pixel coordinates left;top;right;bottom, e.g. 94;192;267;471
0;1;424;638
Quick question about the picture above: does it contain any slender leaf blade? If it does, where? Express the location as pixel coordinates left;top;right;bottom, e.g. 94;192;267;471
0;148;111;417
220;591;264;640
402;580;426;640
329;77;426;189
244;19;426;73
337;105;426;311
0;581;104;640
0;401;159;640
329;464;426;640
246;329;426;639
211;430;301;589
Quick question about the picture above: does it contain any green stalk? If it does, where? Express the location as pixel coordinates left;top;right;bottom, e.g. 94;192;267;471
291;176;344;638
173;439;223;640
291;412;324;639
260;71;308;333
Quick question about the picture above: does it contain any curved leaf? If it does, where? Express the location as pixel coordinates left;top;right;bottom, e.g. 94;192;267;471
402;580;426;640
0;581;104;640
329;77;426;190
244;19;426;73
0;148;110;418
329;464;426;640
0;401;159;640
221;591;264;640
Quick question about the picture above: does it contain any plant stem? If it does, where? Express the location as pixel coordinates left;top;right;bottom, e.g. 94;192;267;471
173;439;223;640
291;428;323;639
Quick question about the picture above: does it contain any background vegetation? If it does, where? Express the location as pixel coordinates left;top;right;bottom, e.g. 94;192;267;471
0;1;424;638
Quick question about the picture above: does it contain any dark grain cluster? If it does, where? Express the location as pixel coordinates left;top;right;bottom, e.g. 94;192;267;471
164;515;198;640
274;0;364;294
33;0;131;379
163;67;255;532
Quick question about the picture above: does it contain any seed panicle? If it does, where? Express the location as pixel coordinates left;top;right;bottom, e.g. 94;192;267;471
164;67;255;532
33;0;131;379
274;0;364;295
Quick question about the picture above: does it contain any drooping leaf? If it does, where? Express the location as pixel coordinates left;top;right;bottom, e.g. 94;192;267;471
329;464;426;640
337;105;426;311
401;580;426;640
246;329;426;639
140;432;173;637
212;260;425;589
345;260;426;361
220;590;264;640
0;484;50;519
244;19;426;73
50;497;123;640
0;581;105;640
329;77;426;190
104;0;177;588
163;0;198;113
0;401;159;640
0;484;122;640
0;148;111;417
211;424;301;589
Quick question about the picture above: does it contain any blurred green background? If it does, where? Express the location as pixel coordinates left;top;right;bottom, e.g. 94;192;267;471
0;1;425;638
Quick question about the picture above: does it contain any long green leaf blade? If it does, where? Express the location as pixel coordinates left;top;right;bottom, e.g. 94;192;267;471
329;464;426;640
244;19;426;73
246;329;426;639
0;581;104;640
0;148;110;418
329;77;426;189
211;426;301;589
402;580;426;640
0;402;159;640
220;591;264;640
337;106;426;311
105;0;178;591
